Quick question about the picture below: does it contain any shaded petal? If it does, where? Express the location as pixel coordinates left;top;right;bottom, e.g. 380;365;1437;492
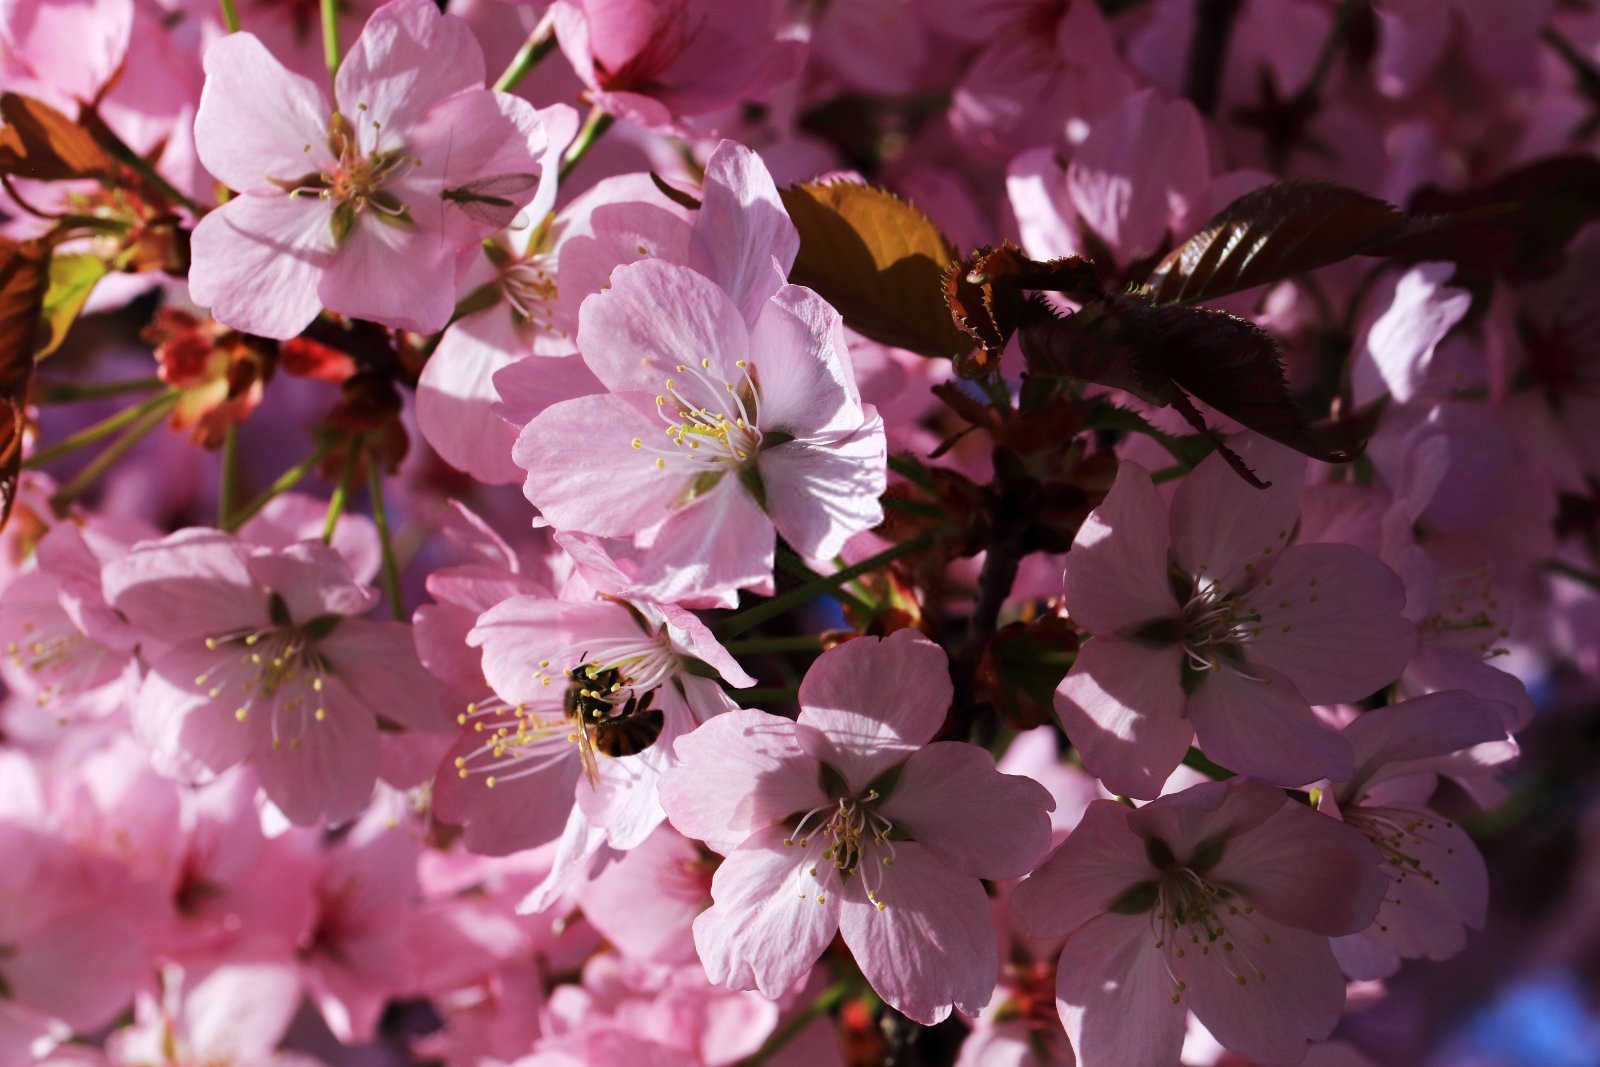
1208;801;1386;936
1243;543;1415;703
692;825;839;999
188;196;332;340
1343;690;1509;800
317;212;457;333
431;727;580;855
758;416;886;561
418;308;528;484
253;675;379;824
660;710;825;854
1188;665;1354;788
321;619;452;732
747;284;862;436
1011;799;1147;943
1053;638;1190;800
134;640;268;776
1126;780;1284;861
879;742;1054;880
194;32;333;194
1169;436;1305;593
1174;916;1346;1066
690;140;799;325
839;841;996;1025
1063;460;1177;634
796;630;952;792
1053;912;1187;1067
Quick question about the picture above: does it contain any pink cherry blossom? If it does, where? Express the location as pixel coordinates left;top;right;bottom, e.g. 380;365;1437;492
103;529;449;824
1011;780;1387;1067
187;0;552;338
660;630;1055;1024
1323;691;1508;979
514;259;886;605
1056;437;1417;797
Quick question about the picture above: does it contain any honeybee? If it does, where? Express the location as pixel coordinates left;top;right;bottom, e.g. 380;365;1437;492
562;660;666;786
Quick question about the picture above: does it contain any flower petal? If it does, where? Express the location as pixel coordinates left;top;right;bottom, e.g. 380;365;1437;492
1011;799;1148;943
194;31;333;194
1064;459;1179;634
334;0;485;151
1053;638;1190;800
839;840;997;1025
1052;912;1188;1067
796;630;953;791
689;140;799;325
879;742;1054;880
188;196;333;340
757;416;886;561
1243;542;1416;703
1188;665;1355;787
1169;435;1306;593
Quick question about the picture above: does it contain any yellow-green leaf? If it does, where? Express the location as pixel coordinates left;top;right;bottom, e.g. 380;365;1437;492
37;252;106;360
778;181;972;361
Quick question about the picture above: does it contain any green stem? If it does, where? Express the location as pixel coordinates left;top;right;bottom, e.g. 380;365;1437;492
558;105;615;184
32;376;165;404
493;15;558;93
218;424;239;527
1545;558;1600;593
776;548;875;618
48;394;178;510
722;634;827;655
320;0;341;87
737;977;856;1066
1182;747;1235;781
323;435;362;544
22;387;179;469
218;0;240;32
718;534;933;639
222;437;335;532
367;457;406;621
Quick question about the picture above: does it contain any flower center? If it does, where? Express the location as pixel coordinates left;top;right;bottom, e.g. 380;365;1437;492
632;359;764;487
1343;807;1449;913
501;256;561;335
198;618;335;751
1150;868;1274;1002
271;108;416;243
783;792;897;910
453;630;678;789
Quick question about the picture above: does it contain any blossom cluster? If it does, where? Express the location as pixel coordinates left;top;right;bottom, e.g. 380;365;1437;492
1;0;1596;1065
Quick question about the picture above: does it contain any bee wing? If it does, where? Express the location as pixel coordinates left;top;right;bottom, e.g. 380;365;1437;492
574;725;601;788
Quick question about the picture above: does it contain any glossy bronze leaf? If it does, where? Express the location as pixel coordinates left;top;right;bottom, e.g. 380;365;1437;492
779;180;973;360
0;238;50;529
1142;181;1408;305
0;93;110;181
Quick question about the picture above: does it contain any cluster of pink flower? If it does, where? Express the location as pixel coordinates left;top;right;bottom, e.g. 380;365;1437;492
2;0;1597;1064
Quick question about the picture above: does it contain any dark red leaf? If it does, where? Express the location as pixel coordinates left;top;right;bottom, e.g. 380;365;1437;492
0;237;50;529
0;93;110;181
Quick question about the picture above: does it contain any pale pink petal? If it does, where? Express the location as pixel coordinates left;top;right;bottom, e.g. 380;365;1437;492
469;597;635;704
1351;262;1473;406
515;392;696;537
431;727;580;855
182;964;303;1060
839;840;996;1025
1053;638;1190;800
1343;691;1509;798
317;210;457;333
334;0;485;152
1126;780;1284;860
237;493;380;585
1174;916;1346;1065
1011;799;1148;943
747;284;864;436
1243;543;1416;703
188;195;334;340
555;199;694;331
321;620;452;732
1207;801;1386;936
1052;912;1187;1067
692;825;839;999
242;539;375;621
581;825;705;966
626;482;776;606
878;742;1053;880
133;641;269;776
758;418;886;561
690;140;799;325
574;259;750;395
253;675;379;824
1007;146;1080;261
1066;88;1209;262
795;630;952;791
655;602;756;687
1169;435;1305;592
1188;665;1355;787
493;352;605;428
662;710;825;853
418;307;528;484
194;32;333;194
1062;461;1177;634
406;88;548;250
5;911;145;1031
